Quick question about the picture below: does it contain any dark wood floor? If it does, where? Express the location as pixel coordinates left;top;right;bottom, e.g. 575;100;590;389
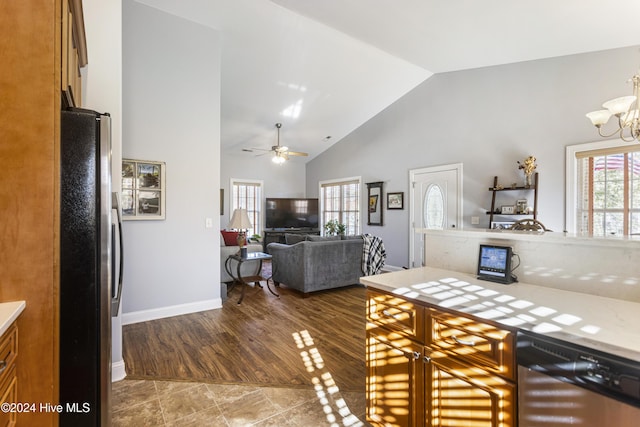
122;280;367;393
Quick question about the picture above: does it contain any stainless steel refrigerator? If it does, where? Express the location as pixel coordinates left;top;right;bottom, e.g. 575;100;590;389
60;107;123;426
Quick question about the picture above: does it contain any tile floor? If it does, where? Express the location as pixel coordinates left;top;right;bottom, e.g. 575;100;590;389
112;379;370;427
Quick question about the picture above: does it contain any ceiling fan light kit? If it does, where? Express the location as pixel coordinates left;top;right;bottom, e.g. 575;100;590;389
586;72;640;142
248;123;309;164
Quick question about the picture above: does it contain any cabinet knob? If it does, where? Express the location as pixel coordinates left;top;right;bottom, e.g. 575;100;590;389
410;351;421;360
0;360;6;374
423;355;431;363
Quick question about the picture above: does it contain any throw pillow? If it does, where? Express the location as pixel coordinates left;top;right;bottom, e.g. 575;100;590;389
307;235;341;242
221;230;239;246
284;233;307;245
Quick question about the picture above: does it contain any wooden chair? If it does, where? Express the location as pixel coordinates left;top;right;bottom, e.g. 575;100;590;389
511;219;551;232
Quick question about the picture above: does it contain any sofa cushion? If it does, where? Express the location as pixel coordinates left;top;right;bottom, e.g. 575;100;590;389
341;234;363;240
221;230;239;246
285;233;307;244
307;235;340;242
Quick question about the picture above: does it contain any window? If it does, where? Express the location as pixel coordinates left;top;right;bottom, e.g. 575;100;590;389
230;179;262;237
320;177;361;235
568;142;640;236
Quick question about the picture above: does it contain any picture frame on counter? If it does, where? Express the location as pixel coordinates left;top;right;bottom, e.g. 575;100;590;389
491;221;515;230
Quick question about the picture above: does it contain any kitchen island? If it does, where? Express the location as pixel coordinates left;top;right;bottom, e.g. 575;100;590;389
361;267;640;427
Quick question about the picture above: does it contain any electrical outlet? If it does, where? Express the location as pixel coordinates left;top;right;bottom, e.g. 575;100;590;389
471;216;480;225
205;218;213;228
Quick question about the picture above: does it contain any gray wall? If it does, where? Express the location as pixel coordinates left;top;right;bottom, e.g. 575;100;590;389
122;1;221;314
220;153;306;228
306;46;640;268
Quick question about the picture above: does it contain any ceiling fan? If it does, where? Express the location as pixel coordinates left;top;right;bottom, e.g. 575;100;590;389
249;123;308;164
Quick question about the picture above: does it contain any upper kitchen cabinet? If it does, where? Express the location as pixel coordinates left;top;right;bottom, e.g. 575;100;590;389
62;0;87;107
0;0;88;424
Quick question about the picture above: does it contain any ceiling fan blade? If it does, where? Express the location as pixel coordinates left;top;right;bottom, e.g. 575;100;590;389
287;151;308;157
249;147;272;152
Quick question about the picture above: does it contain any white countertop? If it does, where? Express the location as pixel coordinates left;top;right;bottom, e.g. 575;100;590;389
0;301;26;336
420;227;640;249
361;267;640;361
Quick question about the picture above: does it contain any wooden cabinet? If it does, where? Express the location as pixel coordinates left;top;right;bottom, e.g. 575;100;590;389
427;308;516;381
367;330;424;427
487;173;538;229
61;0;87;107
425;308;517;426
0;1;86;425
0;324;18;427
366;289;517;427
425;349;516;427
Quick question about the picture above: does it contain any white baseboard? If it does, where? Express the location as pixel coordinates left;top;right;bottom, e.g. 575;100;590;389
112;360;127;382
121;298;222;325
382;264;404;272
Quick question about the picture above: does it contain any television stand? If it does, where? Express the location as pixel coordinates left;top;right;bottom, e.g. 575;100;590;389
263;229;320;252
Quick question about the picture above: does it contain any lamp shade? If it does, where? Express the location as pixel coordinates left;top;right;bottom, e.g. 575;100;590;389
603;95;636;115
227;208;252;230
586;109;612;126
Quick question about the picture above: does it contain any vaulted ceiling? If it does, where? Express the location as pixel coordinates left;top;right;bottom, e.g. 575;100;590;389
135;0;640;162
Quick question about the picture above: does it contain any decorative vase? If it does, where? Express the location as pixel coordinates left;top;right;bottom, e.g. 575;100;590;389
525;173;533;188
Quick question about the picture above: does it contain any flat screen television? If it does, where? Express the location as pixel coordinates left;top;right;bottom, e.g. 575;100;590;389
477;244;516;284
265;198;319;230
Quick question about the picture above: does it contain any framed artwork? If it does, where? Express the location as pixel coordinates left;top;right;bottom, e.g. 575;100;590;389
387;192;404;209
122;159;166;220
491;221;514;230
367;181;383;226
516;199;528;214
500;205;515;214
369;195;379;212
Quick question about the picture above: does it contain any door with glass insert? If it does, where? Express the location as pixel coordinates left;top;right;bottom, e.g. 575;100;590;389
410;164;462;268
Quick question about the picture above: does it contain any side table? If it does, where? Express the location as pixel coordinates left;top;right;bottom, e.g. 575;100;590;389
224;251;279;304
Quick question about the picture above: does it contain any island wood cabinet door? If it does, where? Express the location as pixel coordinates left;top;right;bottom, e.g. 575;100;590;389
366;330;424;427
424;348;516;427
0;324;18;427
366;289;517;427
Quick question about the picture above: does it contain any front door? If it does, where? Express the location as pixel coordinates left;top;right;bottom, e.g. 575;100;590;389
409;164;462;268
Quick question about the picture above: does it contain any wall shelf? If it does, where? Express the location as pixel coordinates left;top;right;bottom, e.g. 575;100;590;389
487;173;538;228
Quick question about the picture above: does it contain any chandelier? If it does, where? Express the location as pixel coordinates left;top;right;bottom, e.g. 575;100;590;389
586;73;640;142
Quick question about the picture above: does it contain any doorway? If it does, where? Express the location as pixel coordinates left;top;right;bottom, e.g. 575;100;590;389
409;163;463;268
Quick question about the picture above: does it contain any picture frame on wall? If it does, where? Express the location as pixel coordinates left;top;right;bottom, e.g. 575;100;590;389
122;159;166;220
369;195;379;213
387;192;404;209
366;181;383;225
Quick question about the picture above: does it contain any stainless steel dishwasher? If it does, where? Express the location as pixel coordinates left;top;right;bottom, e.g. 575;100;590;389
517;330;640;426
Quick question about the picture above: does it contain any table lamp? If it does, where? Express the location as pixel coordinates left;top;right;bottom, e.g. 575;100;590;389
227;208;252;257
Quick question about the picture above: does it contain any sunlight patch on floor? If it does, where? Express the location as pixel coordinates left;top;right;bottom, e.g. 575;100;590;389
293;330;365;427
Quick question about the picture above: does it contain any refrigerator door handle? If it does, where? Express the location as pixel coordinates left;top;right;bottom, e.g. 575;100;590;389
111;191;124;316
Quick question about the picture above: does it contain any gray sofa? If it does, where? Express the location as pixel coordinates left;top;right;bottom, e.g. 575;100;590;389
267;237;365;296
